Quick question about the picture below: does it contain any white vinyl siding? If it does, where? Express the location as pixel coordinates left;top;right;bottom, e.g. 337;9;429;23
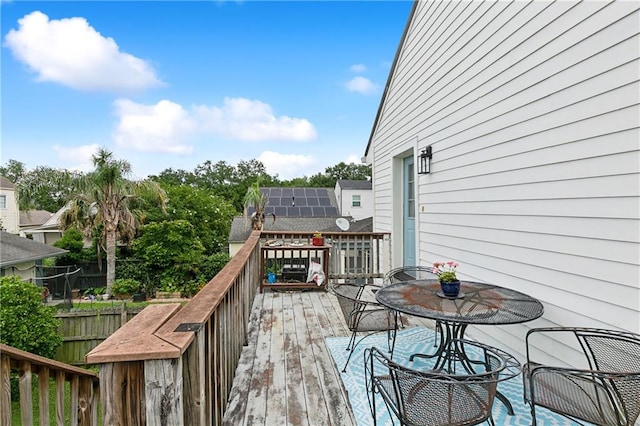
369;0;640;362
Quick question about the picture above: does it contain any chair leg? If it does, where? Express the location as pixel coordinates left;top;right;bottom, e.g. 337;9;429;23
342;331;358;372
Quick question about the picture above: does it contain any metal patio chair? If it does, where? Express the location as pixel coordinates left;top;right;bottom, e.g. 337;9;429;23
329;282;398;372
523;327;640;426
364;339;520;426
383;265;442;339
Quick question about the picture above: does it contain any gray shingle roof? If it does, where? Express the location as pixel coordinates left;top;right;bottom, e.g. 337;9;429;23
337;180;372;190
229;216;373;242
0;232;67;268
20;210;54;227
0;176;15;189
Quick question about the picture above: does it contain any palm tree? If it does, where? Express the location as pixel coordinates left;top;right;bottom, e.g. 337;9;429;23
243;180;275;230
60;148;167;295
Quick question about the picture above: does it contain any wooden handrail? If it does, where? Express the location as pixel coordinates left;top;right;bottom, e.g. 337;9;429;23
1;343;99;426
86;230;262;425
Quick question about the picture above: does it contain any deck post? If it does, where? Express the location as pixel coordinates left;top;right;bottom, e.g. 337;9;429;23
145;357;184;425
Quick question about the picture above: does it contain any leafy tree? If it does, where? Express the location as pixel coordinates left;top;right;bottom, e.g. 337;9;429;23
307;162;371;188
189;159;279;212
132;219;205;288
144;184;235;253
0;276;63;358
60;148;167;295
198;252;232;284
151;167;198;187
53;228;89;265
7;163;81;212
0;159;26;183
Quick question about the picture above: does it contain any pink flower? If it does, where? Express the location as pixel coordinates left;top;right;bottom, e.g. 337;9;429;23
432;260;460;277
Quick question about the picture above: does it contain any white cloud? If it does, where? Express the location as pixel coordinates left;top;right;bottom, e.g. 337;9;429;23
3;11;163;92
194;97;317;142
112;99;196;154
110;97;315;155
52;143;99;172
346;76;378;95
350;64;366;73
258;151;315;180
346;154;363;165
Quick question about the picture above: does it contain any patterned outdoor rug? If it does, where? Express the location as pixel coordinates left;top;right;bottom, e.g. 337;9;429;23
326;327;583;426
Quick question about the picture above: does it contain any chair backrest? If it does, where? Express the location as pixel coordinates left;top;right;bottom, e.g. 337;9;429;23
329;283;394;332
384;265;438;285
367;340;517;426
576;329;640;424
577;329;640;373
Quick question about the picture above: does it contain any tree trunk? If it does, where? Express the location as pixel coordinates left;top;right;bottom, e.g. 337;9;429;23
105;229;117;295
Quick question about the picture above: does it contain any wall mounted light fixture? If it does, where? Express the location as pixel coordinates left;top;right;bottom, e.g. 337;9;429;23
418;146;432;174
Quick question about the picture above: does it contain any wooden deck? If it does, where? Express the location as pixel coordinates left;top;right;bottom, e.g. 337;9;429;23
222;288;436;426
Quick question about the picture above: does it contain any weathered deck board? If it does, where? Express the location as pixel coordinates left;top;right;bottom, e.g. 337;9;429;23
222;289;436;425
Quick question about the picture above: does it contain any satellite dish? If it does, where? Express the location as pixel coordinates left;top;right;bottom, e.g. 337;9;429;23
336;217;350;231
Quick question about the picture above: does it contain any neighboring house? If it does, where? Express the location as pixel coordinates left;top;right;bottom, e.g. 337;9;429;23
334;180;373;221
20;204;66;246
363;0;640;365
228;187;371;256
0;231;67;282
20;209;54;234
0;176;19;234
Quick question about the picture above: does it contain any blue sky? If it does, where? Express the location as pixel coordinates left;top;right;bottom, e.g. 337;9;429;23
1;1;412;180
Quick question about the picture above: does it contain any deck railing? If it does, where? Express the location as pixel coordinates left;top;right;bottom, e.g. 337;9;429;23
261;231;391;281
84;229;390;424
0;343;100;426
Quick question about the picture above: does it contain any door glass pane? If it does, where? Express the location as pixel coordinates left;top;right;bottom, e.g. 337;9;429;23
407;163;415;218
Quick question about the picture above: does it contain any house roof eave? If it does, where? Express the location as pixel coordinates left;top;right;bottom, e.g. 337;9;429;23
364;0;419;160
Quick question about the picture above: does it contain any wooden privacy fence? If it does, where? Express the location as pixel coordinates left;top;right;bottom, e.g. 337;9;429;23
0;343;100;426
55;305;145;366
86;231;261;425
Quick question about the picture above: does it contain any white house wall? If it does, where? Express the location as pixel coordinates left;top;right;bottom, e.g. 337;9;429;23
339;189;374;220
0;186;20;234
369;0;640;362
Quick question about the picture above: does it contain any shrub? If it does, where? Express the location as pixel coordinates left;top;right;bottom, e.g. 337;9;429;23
111;278;141;295
0;276;62;358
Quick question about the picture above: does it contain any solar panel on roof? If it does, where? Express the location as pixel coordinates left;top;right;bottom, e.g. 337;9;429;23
270;188;282;196
325;207;339;216
288;207;300;216
305;188;317;196
318;197;331;206
299;207;312;216
312;207;325;216
274;207;287;216
294;188;305;196
295;197;307;206
281;188;293;196
307;198;319;206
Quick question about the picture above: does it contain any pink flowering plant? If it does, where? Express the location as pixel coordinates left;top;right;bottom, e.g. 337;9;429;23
432;260;459;282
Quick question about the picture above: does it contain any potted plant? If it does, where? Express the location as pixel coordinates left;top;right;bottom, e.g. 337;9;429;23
94;286;109;300
312;232;324;246
432;261;461;297
266;261;280;283
112;278;141;300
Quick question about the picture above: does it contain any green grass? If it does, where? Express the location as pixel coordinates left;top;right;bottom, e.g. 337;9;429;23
11;377;102;425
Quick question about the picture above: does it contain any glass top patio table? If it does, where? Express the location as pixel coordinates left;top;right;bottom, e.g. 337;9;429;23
375;279;544;326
